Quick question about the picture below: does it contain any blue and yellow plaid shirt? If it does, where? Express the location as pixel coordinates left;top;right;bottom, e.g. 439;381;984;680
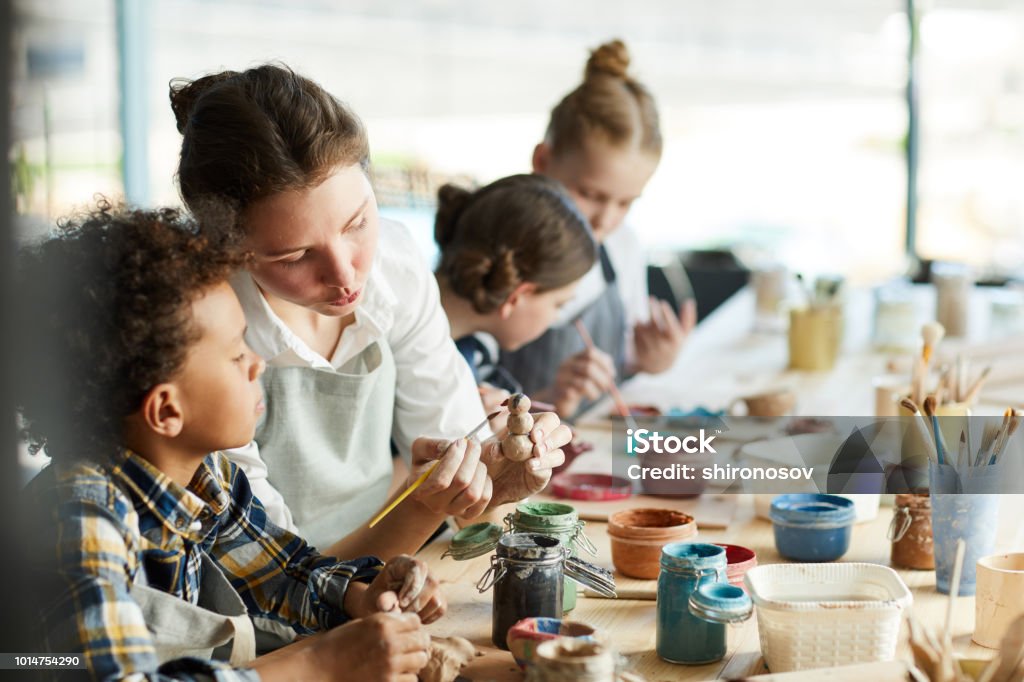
24;449;384;681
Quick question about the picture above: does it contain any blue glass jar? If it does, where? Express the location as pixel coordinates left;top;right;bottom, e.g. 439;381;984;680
770;493;855;562
656;542;751;665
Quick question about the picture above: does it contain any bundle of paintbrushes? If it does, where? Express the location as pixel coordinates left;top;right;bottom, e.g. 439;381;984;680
794;272;843;308
908;322;993;408
899;396;1020;474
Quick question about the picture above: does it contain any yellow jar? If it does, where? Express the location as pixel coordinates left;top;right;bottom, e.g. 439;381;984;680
788;305;842;371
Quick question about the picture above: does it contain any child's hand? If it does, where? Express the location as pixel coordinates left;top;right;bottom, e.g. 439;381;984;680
550;347;616;417
633;298;696;375
312;612;430;682
479;411;569;508
479;383;510;435
407;437;493;519
361;555;446;624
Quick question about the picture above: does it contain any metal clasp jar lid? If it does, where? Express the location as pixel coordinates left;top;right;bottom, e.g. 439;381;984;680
564;555;617;598
443;522;505;561
471;533;617;598
688;582;753;625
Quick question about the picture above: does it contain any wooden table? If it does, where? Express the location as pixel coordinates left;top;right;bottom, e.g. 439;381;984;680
419;286;1024;680
575;285;1024;420
421;492;1021;681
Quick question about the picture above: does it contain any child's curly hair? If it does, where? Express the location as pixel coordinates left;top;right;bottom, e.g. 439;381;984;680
13;201;250;463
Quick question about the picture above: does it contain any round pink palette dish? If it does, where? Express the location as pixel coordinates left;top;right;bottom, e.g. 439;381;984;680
549;473;632;501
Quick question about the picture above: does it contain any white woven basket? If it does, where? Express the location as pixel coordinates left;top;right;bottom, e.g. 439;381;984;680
744;563;913;673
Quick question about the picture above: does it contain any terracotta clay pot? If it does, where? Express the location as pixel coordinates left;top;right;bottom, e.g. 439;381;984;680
607;508;698;579
715;543;757;592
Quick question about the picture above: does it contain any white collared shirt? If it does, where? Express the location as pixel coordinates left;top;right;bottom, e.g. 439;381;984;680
227;218;488;534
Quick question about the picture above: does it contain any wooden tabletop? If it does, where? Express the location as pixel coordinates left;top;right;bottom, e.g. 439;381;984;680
419;286;1024;680
604;287;1021;418
420;490;1021;681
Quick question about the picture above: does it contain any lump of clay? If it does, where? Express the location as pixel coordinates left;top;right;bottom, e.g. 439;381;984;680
419;635;477;682
506;393;531;414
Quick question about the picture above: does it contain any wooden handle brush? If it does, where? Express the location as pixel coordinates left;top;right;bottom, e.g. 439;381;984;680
574;319;638;431
901;397;940;464
368;411;499;528
921;321;945;366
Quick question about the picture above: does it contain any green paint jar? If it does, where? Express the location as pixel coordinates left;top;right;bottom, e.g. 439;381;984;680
508;502;595;612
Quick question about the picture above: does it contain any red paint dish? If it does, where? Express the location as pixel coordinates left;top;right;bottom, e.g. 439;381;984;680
714;543;758;592
549;473;632;501
608;404;662;418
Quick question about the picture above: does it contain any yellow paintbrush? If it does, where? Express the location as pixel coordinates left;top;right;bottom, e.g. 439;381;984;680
367;411;500;528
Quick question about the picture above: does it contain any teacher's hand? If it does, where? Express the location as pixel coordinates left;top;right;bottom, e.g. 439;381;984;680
479;411;569;509
407;437;493;519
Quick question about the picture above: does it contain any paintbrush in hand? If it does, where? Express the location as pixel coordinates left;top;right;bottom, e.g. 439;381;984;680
368;411;499;528
574;319;638;431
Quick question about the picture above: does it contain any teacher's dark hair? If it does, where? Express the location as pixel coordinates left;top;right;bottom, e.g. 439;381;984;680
170;64;369;237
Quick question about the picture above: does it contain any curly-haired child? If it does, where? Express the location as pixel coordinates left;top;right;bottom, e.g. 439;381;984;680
15;203;442;681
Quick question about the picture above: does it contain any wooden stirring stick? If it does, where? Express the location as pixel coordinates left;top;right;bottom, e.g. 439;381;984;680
574;319;638;431
367;411;499;528
935;539;967;682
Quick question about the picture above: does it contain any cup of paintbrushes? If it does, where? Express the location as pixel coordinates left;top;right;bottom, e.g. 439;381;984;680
929;461;999;595
788;304;842;371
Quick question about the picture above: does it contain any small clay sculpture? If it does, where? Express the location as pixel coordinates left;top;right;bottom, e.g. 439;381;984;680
501;393;536;462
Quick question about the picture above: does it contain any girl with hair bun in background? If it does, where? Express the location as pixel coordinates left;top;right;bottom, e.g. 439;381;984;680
433;174;597;419
499;39;697;418
168;65;570;575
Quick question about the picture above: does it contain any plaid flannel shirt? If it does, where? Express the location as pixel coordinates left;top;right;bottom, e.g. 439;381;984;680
25;450;383;681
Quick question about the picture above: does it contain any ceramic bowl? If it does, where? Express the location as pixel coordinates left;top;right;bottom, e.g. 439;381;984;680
506;617;597;670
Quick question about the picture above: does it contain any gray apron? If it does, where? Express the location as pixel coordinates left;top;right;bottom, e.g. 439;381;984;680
255;339;397;551
130;552;256;666
498;246;627;418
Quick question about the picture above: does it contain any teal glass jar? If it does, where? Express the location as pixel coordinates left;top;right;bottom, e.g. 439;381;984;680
508;502;595;612
656;542;751;665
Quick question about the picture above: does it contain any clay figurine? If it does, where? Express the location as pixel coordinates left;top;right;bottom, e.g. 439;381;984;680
501;393;535;462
